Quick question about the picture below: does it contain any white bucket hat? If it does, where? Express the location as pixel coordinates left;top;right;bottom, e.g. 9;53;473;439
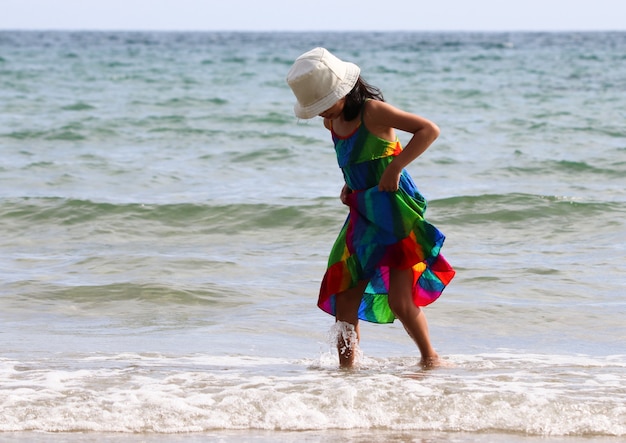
286;47;360;119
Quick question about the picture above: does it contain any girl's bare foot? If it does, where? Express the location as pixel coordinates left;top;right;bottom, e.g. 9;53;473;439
420;354;440;369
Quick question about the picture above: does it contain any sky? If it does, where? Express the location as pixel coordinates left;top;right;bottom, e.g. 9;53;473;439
1;0;624;32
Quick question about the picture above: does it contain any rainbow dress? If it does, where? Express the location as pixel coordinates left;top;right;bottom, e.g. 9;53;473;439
318;113;455;324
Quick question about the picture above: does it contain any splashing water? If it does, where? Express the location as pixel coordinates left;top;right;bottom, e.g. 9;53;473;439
329;321;362;366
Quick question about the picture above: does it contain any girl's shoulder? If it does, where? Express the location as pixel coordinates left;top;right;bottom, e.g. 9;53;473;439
364;99;440;138
362;99;400;125
362;99;407;141
363;98;397;114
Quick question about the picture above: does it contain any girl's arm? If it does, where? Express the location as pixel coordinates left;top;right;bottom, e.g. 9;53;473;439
363;100;440;192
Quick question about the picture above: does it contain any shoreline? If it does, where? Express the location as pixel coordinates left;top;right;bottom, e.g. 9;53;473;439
1;430;625;443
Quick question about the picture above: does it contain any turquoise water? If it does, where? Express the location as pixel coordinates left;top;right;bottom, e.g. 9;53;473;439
0;31;625;440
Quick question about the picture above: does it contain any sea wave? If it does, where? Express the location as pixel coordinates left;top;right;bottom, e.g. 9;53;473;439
505;159;626;178
1;193;622;241
432;192;625;225
0;197;343;235
6;282;246;307
0;353;624;436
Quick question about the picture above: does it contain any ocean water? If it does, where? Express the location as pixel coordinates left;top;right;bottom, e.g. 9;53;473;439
0;31;625;441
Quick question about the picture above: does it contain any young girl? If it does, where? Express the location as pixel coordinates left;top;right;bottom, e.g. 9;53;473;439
286;48;455;368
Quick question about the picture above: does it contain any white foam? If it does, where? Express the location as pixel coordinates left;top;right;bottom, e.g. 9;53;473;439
0;353;625;436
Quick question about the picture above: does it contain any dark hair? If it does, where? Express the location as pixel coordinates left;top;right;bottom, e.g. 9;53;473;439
343;77;385;121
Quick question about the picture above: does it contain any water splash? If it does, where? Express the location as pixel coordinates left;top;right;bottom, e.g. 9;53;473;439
329;321;362;366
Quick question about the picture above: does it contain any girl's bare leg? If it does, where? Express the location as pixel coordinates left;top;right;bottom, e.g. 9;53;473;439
387;268;439;367
334;280;368;368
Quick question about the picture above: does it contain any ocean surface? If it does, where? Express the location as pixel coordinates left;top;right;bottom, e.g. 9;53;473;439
0;31;625;442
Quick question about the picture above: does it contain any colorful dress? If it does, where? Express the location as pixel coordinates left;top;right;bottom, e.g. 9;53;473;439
318;109;456;324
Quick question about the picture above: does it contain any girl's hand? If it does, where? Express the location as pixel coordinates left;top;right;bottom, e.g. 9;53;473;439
340;184;352;205
378;162;402;192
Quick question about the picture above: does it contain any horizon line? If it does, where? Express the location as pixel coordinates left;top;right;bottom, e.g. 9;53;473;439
1;28;624;33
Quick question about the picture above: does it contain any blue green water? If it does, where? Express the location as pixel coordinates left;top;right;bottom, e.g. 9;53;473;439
0;31;625;440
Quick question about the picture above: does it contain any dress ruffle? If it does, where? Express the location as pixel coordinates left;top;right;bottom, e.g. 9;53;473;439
318;174;455;323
